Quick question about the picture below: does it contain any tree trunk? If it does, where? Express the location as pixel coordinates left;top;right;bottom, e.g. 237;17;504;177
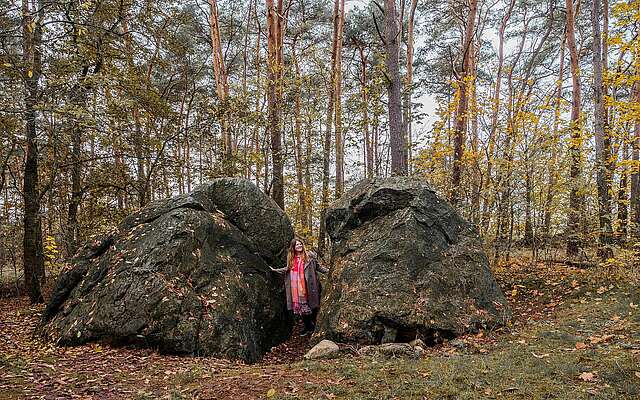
358;45;372;179
494;14;528;263
632;84;640;239
318;0;341;254
292;43;307;236
450;0;477;204
592;0;614;259
22;0;45;303
65;69;91;257
404;0;418;175
566;0;584;257
481;0;515;236
209;0;232;173
334;0;345;198
253;0;262;187
544;32;566;237
266;0;285;209
469;40;481;223
385;0;407;176
304;102;313;236
617;142;629;239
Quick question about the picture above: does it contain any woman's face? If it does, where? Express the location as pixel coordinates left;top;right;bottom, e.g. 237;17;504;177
295;241;304;253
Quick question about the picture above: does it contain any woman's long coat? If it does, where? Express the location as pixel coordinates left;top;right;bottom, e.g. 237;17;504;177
274;257;328;310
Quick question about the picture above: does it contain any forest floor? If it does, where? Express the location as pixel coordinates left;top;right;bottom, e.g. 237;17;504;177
1;252;639;399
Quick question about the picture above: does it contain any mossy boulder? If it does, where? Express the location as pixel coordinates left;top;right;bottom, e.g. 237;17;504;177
315;177;510;345
40;178;293;362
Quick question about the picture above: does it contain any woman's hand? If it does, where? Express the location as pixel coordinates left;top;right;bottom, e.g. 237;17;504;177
269;266;286;274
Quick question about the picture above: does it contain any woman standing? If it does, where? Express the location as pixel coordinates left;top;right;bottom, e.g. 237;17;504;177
271;238;328;335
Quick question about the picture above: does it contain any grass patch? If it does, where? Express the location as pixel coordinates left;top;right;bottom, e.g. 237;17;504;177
273;284;639;399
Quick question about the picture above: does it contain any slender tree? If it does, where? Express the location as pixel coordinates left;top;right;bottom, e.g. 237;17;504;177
404;0;418;174
266;0;285;209
566;0;584;257
335;0;345;198
632;81;640;239
209;0;232;172
21;0;45;303
450;0;477;204
385;0;407;176
592;0;614;258
480;0;515;235
318;0;341;254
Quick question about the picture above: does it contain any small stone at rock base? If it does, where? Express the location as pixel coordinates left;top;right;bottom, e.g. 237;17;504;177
409;338;426;348
449;339;467;349
304;339;340;360
358;343;423;358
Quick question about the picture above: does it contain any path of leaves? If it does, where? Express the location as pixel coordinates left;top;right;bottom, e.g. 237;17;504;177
1;257;638;399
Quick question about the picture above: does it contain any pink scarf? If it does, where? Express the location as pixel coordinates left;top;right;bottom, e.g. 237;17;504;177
290;255;311;315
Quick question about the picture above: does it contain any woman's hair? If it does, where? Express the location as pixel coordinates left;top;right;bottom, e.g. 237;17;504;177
287;237;307;269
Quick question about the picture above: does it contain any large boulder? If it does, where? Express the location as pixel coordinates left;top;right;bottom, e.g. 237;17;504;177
40;178;294;363
315;177;510;345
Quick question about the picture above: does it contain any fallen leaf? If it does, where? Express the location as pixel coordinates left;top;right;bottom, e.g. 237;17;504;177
575;342;588;350
532;352;550;358
266;388;276;398
578;372;596;382
635;372;640;379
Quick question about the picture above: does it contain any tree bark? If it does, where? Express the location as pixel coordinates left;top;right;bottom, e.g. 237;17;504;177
22;0;45;303
334;0;345;198
544;32;566;237
318;0;341;254
385;0;407;176
304;99;313;236
292;42;307;236
592;0;614;259
266;0;285;209
632;82;640;239
566;0;584;257
450;0;477;204
253;0;262;187
209;0;232;173
404;0;418;175
617;141;628;239
357;45;372;179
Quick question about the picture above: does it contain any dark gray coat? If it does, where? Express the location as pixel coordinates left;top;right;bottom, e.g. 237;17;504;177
272;256;328;310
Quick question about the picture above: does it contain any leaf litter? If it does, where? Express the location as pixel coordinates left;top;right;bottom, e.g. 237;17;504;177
1;256;638;399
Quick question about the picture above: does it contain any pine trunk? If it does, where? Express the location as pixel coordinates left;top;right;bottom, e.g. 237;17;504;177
385;0;407;176
266;0;285;209
592;0;614;259
450;0;477;204
318;0;340;254
334;0;345;198
566;0;584;257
